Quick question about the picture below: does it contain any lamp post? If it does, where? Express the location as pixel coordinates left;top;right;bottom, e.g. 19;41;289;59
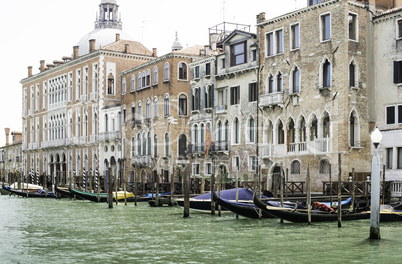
370;127;382;240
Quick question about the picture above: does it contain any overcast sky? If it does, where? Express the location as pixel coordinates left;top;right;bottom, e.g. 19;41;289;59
0;0;306;146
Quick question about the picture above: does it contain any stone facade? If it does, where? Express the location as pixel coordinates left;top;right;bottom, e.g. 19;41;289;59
257;0;373;191
121;46;206;188
0;129;23;181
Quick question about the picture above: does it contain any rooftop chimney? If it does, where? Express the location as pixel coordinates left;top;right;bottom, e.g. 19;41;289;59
116;33;120;41
5;128;10;146
257;12;266;24
152;48;157;57
39;60;46;72
73;46;79;59
89;39;96;53
28;66;33;77
124;43;130;53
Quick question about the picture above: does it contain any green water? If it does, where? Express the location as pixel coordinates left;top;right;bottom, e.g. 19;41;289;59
1;195;401;264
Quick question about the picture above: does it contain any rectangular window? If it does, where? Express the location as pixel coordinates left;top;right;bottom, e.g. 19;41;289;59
221;58;225;69
231;42;246;66
398;147;402;169
349;13;357;41
230;86;240;105
291;23;300;50
192;164;200;176
249;156;256;171
249;83;257;102
399;105;402;124
205;163;212;175
386;106;396;125
394;61;402;84
252;49;257;61
276;29;283;54
266;32;274;56
386;148;393;169
398;20;402;39
205;63;211;76
321;13;331;41
195;66;200;79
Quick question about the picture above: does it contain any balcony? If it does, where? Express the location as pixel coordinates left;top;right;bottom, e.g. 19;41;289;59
98;131;121;142
42;139;67;148
28;109;33;116
211;141;229;152
28;142;39;150
259;92;284;108
144;118;151;124
391;181;402;198
260;143;274;158
90;135;98;143
287;142;307;154
216;105;227;114
309;138;332;153
131;156;152;167
79;136;87;145
188;144;205;155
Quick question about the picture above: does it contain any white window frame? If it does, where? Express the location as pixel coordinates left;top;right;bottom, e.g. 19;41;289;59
122;78;127;95
204;162;212;176
265;28;284;57
248;155;257;172
192;163;200;176
290;23;300;51
320;12;331;43
348;12;359;42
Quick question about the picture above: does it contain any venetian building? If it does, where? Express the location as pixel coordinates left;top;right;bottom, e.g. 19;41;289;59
256;0;374;192
20;0;155;187
121;33;207;192
0;128;23;182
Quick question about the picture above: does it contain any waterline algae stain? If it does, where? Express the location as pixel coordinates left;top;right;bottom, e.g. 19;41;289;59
1;195;401;263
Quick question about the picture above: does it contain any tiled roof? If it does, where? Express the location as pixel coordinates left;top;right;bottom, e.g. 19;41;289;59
102;40;153;56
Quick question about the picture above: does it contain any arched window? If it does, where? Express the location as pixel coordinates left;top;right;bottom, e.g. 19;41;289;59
201;124;205;148
178;134;187;157
249;116;255;143
142;132;146;156
292;67;300;93
131;103;135;127
349;110;360;147
122;78;126;94
137;101;142;121
131;75;135;92
268;75;274;93
164;62;170;81
153;67;158;85
178;62;188;80
107;73;114;95
131;137;135;157
179;94;187;116
322;112;330;138
310;115;318;141
290;160;301;174
299;116;307;143
137;134;141;156
146;99;151;120
146;69;151;86
277;72;283;92
164;94;169;116
349;60;357;88
153;97;158;118
142;71;146;88
138;73;142;90
277;120;284;144
233;118;240;144
147;132;151;156
322;59;331;87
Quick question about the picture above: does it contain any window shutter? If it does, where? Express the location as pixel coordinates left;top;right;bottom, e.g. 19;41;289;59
210;85;214;108
197;88;201;110
394;61;399;84
214;88;218;108
203;86;207;109
190;89;194;111
230;87;234;105
248;84;252;102
237;86;240;104
223;89;227;107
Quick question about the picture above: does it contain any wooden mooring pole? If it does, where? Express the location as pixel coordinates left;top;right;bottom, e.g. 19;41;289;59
280;167;284;224
338;154;342;228
183;165;190;218
107;168;113;208
307;163;311;225
352;168;355;212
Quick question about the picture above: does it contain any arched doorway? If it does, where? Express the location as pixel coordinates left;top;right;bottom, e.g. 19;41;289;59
270;165;284;197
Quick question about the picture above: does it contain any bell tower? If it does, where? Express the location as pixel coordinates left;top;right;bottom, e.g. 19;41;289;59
95;0;122;30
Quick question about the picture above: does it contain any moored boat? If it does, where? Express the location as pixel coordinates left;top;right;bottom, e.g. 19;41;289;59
253;193;369;223
69;188;151;203
2;183;56;198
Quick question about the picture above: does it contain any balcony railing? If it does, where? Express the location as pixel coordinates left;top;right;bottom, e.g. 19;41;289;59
391;181;402;198
80;94;88;103
287;142;307;153
211;141;229;152
188;144;205;154
259;92;284;107
98;131;121;142
90;92;98;101
260;143;274;157
90;135;98;143
309;138;331;153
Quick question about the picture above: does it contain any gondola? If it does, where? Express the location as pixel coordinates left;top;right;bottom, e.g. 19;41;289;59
212;191;307;219
253;193;370;223
54;185;84;199
2;183;56;198
69;188;152;203
365;205;402;222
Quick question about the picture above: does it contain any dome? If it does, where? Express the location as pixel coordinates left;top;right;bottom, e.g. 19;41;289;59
171;32;183;51
76;28;134;56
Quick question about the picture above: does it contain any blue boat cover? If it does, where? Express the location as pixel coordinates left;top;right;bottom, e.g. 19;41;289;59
194;188;270;200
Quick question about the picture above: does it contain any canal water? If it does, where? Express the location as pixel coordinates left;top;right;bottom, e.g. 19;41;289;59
1;195;401;264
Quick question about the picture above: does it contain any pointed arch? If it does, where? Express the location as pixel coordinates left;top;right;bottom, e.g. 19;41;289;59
349;108;360;147
319;56;332;88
